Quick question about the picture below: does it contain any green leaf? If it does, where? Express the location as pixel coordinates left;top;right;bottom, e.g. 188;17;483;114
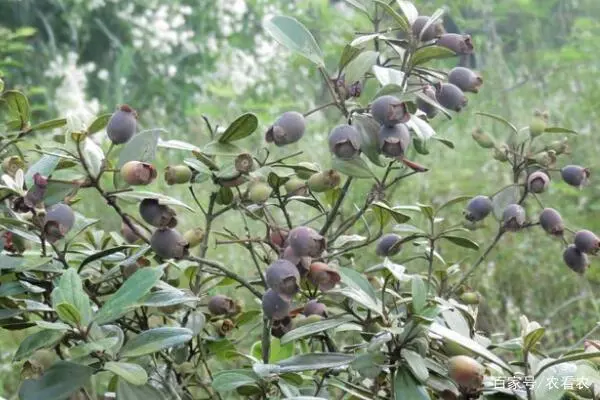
534;351;600;378
29;118;67;132
2;90;30;127
411;276;426;313
492;185;521;220
339;45;362;72
251;337;295;363
218;113;258;143
94;267;163;325
429;323;512;373
276;353;355;373
263;15;324;67
116;380;164;400
280;316;354;344
79;245;133;271
212;371;259;393
138;289;199;308
524;327;545;352
25;155;60;187
476;112;518;134
373;0;410;33
104;361;148;386
396;1;418;24
338;267;378;300
331;156;374;179
0;78;4;92
202;141;243;156
353;352;386;379
410;46;457;67
87;113;111;134
436;195;471;214
544;126;578;134
394;368;431;400
534;361;576;400
82;138;104;177
353;114;384;167
14;329;64;361
344;50;379;85
401;349;429;382
19;361;94;400
53;268;93;325
416;203;434;220
119;327;193;358
55;303;81;326
117;129;161;168
432;136;455;149
372;202;411;226
372;65;405;86
43;181;78;206
441;235;479;251
113;190;195;212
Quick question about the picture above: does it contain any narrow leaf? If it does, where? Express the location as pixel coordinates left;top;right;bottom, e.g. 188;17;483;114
264;15;324;66
218;113;258;143
120;327;193;358
87;113;111;134
441;235;479;251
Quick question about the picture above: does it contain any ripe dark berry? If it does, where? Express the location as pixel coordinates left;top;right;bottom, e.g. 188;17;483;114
43;203;75;243
448;355;484;390
412;16;444;41
121;221;144;243
269;227;289;248
416;85;438;119
464;196;493;222
539;208;564;236
106;105;137;145
139;198;177;228
282;246;311;276
207;295;238;316
24;173;48;209
262;289;290;319
435;83;468;112
574;230;600;255
266;259;300;300
288;226;326;258
271;316;293;338
164;165;192;185
307;170;341;192
371;95;409;127
376;233;402;257
303;300;327;317
437;34;474;55
265;111;306;146
561;165;590;188
378;124;411;158
120;161;157;186
527;171;550;194
328;124;361;159
150;228;189;259
563;245;589;273
448;67;483;93
307;262;340;291
502;204;526;231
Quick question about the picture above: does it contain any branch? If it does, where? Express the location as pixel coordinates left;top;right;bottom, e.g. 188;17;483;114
320;177;353;236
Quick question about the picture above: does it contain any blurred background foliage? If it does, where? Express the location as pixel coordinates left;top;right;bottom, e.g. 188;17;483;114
0;0;600;396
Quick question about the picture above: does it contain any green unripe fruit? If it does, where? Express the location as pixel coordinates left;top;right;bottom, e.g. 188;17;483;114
106;105;137;144
207;295;238;316
284;176;307;196
527;170;550;193
120;161;157;186
376;233;402;257
262;289;290;319
44;203;75;243
234;153;254;174
493;144;509;162
416;85;438;119
303;300;327;317
574;230;600;255
412;15;445;41
464;196;493;222
532;150;557;167
545;138;569;155
539;208;563;236
2;156;25;178
529;117;547;137
561;165;590;188
328;124;361;159
435;83;468;112
448;355;484;390
448;67;483;93
459;291;481;305
378;124;411;158
502;204;526;231
563;244;589;273
307;169;341;192
471;129;495;149
247;181;272;203
265;111;306;146
288;226;326;257
139;198;177;228
437;34;474;55
150;228;189;259
371;95;409;127
164;165;192;185
265;259;300;300
183;228;204;248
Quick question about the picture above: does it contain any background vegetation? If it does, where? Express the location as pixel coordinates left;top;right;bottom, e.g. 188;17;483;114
0;0;600;397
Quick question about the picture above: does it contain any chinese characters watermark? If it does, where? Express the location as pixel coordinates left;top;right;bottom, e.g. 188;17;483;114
494;373;590;391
